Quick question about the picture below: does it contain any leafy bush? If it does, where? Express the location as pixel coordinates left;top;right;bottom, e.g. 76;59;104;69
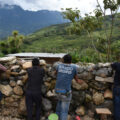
0;31;24;55
0;52;4;57
70;51;80;63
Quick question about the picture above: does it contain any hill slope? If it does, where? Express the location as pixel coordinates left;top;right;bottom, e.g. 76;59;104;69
22;16;120;54
0;4;67;38
22;23;90;52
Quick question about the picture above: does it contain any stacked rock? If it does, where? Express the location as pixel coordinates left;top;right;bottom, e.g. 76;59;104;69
0;57;26;118
0;57;114;120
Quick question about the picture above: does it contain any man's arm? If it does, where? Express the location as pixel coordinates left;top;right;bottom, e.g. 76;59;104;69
23;68;29;84
22;74;28;84
0;64;7;72
74;75;84;84
54;70;57;76
54;64;59;76
74;65;83;84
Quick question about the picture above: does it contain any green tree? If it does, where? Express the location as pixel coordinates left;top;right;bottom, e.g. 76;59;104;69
0;30;24;55
62;0;120;62
96;0;120;61
0;41;9;54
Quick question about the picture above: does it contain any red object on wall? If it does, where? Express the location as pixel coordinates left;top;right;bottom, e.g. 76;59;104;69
76;116;81;120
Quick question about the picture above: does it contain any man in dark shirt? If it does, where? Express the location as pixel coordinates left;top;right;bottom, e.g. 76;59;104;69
26;58;45;120
111;62;120;120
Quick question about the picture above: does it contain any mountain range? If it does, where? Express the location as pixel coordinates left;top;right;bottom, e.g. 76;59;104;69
0;4;67;38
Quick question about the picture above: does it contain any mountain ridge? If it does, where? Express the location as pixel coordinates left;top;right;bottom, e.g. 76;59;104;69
0;4;67;38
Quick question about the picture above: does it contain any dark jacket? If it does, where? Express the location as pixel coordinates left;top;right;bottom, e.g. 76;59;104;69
26;66;45;92
111;62;120;86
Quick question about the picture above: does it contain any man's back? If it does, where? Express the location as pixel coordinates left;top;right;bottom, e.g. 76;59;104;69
56;63;77;92
27;66;45;92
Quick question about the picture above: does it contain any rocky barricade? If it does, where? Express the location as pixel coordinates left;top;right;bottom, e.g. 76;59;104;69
0;57;114;120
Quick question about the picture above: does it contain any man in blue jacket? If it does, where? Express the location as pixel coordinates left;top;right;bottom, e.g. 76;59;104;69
55;54;83;120
111;62;120;120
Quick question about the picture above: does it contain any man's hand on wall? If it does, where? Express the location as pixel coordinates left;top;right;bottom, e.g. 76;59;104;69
22;74;28;84
77;79;84;85
74;75;84;85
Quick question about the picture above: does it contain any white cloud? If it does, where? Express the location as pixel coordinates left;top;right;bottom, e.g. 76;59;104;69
0;0;104;15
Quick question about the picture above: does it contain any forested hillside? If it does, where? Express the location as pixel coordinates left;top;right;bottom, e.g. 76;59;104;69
22;14;120;62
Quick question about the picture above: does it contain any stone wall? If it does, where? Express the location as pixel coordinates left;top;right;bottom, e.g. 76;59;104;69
0;57;114;120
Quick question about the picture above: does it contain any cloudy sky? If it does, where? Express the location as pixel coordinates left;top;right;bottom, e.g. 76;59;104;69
0;0;104;14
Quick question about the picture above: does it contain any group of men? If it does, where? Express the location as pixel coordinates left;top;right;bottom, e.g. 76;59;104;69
0;54;120;120
25;54;83;120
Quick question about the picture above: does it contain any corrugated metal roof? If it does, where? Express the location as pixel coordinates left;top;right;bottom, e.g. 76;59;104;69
7;53;66;58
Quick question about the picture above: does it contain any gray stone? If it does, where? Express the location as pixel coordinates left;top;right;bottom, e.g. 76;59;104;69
40;117;46;120
77;66;84;73
41;85;47;94
0;116;24;120
72;90;86;105
42;98;52;111
1;108;19;118
13;86;23;96
0;57;16;63
0;84;13;96
17;80;23;86
17;76;23;80
72;79;88;90
78;71;94;80
89;81;108;90
83;115;94;120
40;59;46;65
22;62;32;69
11;65;21;72
104;89;113;99
46;77;52;82
86;94;92;103
19;70;27;75
18;97;26;115
95;76;113;83
7;59;17;65
76;106;85;116
46;90;55;97
86;66;95;72
95;68;109;78
10;80;16;87
9;77;15;81
93;92;104;105
102;100;113;112
0;72;10;85
97;63;110;68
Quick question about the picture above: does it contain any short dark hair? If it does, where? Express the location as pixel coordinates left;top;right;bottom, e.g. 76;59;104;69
32;58;40;66
63;54;72;63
